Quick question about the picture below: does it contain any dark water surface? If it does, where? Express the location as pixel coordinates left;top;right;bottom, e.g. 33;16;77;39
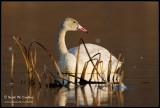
1;2;159;106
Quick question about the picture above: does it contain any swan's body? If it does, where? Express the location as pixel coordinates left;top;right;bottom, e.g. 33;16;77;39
57;18;122;83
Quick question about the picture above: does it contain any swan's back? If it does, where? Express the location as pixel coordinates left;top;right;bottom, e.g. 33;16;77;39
69;43;122;73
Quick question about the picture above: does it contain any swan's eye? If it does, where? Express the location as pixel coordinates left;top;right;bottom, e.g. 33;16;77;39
73;22;76;23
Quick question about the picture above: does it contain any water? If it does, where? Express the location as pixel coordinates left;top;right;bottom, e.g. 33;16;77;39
1;2;159;106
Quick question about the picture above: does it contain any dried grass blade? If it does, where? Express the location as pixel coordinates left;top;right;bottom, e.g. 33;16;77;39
43;66;49;87
107;53;112;82
44;65;76;85
119;90;124;106
113;54;121;77
34;43;37;67
119;71;124;86
13;36;32;81
80;87;88;106
80;38;105;81
75;39;81;84
80;62;88;80
117;58;124;76
30;52;35;83
89;60;99;82
31;51;41;86
33;40;63;85
17;37;28;56
75;87;79;106
11;49;14;83
27;42;33;59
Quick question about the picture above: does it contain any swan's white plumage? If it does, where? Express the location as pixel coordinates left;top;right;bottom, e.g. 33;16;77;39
69;43;122;73
57;17;122;83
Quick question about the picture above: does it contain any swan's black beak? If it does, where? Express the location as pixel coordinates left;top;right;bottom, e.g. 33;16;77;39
78;24;88;33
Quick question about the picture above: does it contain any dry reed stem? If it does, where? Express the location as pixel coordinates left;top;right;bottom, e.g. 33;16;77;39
75;39;81;84
89;53;101;82
117;58;124;79
13;36;32;82
81;58;98;79
89;52;102;82
43;66;49;87
113;54;121;78
107;53;112;82
75;39;103;83
98;89;101;106
30;43;37;84
115;89;120;105
80;53;100;82
89;60;99;82
75;87;79;106
119;71;124;86
80;62;88;80
97;50;101;82
43;65;58;85
36;87;42;102
18;37;28;56
80;87;88;106
30;52;35;83
119;90;124;106
44;65;76;85
30;51;41;86
96;60;100;82
33;40;64;85
80;38;105;81
11;49;14;83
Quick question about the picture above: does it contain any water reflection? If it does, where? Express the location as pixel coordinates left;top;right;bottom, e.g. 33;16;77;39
9;83;126;106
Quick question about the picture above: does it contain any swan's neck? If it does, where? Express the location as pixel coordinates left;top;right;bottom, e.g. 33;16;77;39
57;28;68;58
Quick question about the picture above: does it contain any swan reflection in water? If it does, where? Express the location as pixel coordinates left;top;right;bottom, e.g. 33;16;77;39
11;83;126;106
57;84;126;106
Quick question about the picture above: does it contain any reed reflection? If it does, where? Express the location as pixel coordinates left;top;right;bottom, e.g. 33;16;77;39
9;78;125;106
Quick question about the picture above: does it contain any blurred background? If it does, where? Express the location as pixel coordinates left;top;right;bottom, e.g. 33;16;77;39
2;2;158;106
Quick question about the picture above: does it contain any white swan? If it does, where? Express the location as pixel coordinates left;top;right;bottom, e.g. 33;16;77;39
57;17;122;83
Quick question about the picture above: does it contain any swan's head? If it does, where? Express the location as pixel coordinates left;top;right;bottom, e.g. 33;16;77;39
60;17;88;33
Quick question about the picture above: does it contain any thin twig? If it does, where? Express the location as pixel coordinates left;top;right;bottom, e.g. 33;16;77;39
80;38;105;81
33;40;64;85
11;49;14;83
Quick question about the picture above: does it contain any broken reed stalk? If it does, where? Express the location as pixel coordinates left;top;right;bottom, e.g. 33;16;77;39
29;42;42;86
116;58;124;81
18;37;28;56
119;71;124;86
43;65;57;86
13;36;33;83
43;66;49;87
89;60;99;82
14;37;42;85
30;51;41;86
76;38;105;83
89;52;102;82
97;50;101;82
113;54;121;78
44;65;76;85
81;38;105;81
80;62;88;81
80;87;88;106
119;90;124;106
11;49;14;83
75;39;81;84
33;40;64;85
107;53;112;82
75;87;79;106
80;52;101;82
30;45;35;84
